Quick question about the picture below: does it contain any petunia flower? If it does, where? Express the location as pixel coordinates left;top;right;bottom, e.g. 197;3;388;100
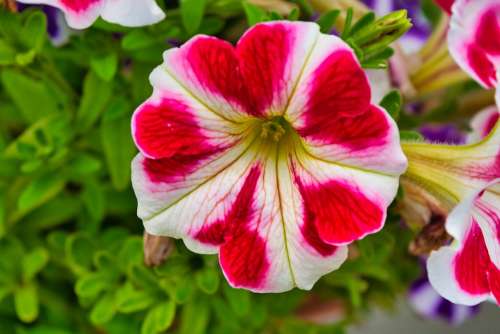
16;0;165;29
427;179;500;305
130;21;408;293
468;105;500;143
447;0;500;88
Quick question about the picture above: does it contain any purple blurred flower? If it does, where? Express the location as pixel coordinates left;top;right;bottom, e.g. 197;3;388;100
419;124;466;144
362;0;432;53
17;3;70;46
409;273;480;325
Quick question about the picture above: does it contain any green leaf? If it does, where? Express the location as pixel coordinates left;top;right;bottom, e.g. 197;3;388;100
380;90;401;120
65;234;95;273
82;181;105;223
121;30;158;51
22;248;49;281
116;283;156;313
20;11;47;52
174;277;194;304
0;193;5;238
242;1;266;26
18;173;65;213
195;267;219;294
223;283;250;317
180;0;207;35
14;283;39;323
66;153;102;177
1;69;59;123
90;291;117;325
0;39;16;65
179;300;209;334
100;99;136;190
400;130;424;142
75;272;111;300
317;10;340;33
77;71;113;133
141;301;176;334
90;53;118;81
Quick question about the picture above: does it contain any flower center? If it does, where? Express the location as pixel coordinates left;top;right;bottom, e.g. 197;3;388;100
260;116;288;142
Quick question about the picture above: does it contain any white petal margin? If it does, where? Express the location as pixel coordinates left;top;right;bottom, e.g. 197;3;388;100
427;246;489;306
16;0;103;29
101;0;165;27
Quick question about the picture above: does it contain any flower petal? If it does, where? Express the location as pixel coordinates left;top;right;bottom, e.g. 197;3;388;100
468;106;499;142
101;0;165;27
285;34;406;175
290;151;400;245
131;65;242;159
448;0;500;88
133;144;348;292
162;22;319;118
428;220;500;305
17;0;103;29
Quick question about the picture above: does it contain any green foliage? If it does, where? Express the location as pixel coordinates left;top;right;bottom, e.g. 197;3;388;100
0;2;418;334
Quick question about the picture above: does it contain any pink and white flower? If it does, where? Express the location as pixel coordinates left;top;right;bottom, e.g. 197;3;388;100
16;0;166;29
427;179;500;305
447;0;500;88
130;21;407;293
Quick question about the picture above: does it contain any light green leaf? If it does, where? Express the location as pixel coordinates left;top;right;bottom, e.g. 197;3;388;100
400;130;424;142
17;173;65;213
90;291;117;325
100;99;136;191
90;53;118;81
20;11;47;52
141;301;176;334
116;283;156;314
14;283;39;323
75;272;111;300
242;1;266;26
77;71;113;133
121;30;158;51
1;69;59;123
22;247;49;281
0;39;16;65
195;267;219;294
179;300;209;334
180;0;207;35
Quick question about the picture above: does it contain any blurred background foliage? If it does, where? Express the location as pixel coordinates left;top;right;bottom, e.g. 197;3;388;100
0;1;419;333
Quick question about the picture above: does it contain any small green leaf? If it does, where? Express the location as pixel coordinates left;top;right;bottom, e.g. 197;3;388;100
380;90;401;120
287;8;300;21
18;173;65;213
141;301;176;334
1;69;59;123
14;283;39;323
77;71;113;133
180;0;207;35
0;39;16;65
242;1;266;26
317;10;340;33
20;11;47;52
66;153;102;176
116;283;156;313
223;283;250;317
179;300;209;334
90;53;118;81
22;248;49;281
90;291;116;325
75;272;111;299
400;130;424;142
100;99;136;190
82;181;105;223
195;267;220;294
65;234;95;273
121;30;158;51
174;278;194;304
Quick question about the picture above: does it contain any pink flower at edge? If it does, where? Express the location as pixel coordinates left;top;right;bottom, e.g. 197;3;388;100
15;0;165;29
447;0;500;88
427;178;500;306
130;21;408;293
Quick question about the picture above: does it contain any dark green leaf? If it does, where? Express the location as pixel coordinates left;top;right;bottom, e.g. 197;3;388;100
380;90;402;120
181;0;207;35
317;10;340;33
77;71;113;133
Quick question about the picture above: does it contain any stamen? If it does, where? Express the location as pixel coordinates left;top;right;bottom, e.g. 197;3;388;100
261;118;286;142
